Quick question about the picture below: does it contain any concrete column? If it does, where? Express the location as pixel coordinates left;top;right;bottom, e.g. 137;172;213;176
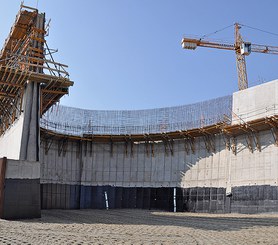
19;81;40;161
19;13;44;161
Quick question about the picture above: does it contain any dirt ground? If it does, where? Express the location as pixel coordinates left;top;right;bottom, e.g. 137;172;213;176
0;209;278;245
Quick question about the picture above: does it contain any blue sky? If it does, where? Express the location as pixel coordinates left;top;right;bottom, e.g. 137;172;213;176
1;0;278;110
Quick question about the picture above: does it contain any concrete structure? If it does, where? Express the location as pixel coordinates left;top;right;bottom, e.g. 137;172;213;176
0;158;40;219
0;5;72;219
232;79;278;124
40;80;278;214
0;117;24;160
0;5;278;218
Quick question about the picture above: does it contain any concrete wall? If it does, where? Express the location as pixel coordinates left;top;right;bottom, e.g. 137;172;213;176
1;159;41;219
40;128;278;213
182;130;278;188
39;80;278;213
0;116;24;160
0;81;40;161
232;79;278;124
41;140;193;188
41;131;278;189
38;79;278;213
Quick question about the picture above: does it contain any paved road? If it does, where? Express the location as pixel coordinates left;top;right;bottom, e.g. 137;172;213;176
0;209;278;244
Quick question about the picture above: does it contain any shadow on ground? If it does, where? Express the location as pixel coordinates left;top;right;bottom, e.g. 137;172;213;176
20;209;278;232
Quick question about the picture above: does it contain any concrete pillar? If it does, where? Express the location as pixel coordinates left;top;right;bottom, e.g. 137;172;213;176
19;13;44;161
19;81;40;161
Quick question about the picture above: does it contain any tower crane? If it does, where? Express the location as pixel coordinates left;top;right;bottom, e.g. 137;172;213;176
181;23;278;90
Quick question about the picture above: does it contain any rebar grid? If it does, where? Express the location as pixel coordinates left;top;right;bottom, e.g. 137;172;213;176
41;95;232;136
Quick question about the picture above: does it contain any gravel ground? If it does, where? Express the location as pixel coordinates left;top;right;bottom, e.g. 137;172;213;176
0;209;278;245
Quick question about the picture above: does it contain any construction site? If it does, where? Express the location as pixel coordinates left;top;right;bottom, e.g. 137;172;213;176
0;3;278;223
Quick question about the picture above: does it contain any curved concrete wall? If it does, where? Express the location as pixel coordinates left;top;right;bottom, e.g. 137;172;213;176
40;129;278;213
40;80;278;214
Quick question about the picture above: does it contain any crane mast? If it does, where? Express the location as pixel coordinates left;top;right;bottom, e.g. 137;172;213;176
181;23;278;91
235;23;248;90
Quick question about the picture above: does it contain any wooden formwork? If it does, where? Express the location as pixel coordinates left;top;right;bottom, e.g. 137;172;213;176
0;4;73;137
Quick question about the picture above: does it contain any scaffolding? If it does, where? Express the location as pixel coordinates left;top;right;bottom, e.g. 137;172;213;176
41;95;232;136
0;4;73;136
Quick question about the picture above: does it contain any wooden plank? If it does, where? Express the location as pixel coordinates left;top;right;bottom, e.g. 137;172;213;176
30;36;45;43
42;89;68;95
17;61;69;75
20;4;38;11
0;92;16;98
17;55;68;68
29;47;44;53
0;64;73;86
31;27;46;34
0;81;24;88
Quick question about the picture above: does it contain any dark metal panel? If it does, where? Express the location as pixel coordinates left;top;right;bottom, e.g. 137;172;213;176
56;184;61;209
128;188;136;209
210;187;217;201
65;184;71;209
231;185;278;214
253;186;259;201
204;187;210;200
176;187;183;212
168;188;173;211
150;188;157;209
91;186;97;209
225;197;231;213
197;187;204;201
183;188;189;210
70;185;77;209
210;200;217;212
40;184;47;209
143;188;151;209
76;185;81;209
259;185;265;200
136;187;143;209
155;188;163;210
84;186;92;209
0;157;7;218
115;187;123;208
188;188;196;212
107;186;116;209
46;184;52;209
51;184;57;209
156;188;170;211
80;185;92;209
79;186;86;209
93;186;104;209
122;188;130;208
273;186;278;201
40;184;45;209
60;184;66;209
265;185;273;200
3;179;41;219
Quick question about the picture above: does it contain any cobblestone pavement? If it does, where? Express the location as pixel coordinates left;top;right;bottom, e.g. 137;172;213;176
0;209;278;245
